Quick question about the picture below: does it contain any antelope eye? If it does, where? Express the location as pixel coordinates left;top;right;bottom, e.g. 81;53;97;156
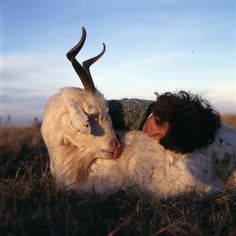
89;113;99;121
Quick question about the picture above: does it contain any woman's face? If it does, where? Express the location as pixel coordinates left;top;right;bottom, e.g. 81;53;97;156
142;114;169;141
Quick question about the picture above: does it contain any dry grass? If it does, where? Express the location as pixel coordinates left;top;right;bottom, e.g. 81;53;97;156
0;115;236;235
221;114;236;130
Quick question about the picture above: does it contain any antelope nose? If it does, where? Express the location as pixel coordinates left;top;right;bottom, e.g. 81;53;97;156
111;139;119;148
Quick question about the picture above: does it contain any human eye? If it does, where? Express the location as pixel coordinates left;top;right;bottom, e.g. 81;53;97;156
154;115;162;125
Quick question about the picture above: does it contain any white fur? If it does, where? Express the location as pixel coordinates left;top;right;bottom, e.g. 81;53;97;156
41;87;236;198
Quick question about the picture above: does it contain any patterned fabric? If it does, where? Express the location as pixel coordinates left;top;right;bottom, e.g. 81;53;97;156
108;98;154;130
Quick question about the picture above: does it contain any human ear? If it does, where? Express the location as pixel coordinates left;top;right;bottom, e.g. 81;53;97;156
160;121;170;139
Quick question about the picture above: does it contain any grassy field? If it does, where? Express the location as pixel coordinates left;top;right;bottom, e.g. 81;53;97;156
0;115;236;236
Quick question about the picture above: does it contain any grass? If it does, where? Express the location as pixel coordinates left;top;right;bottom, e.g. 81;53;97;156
0;115;236;236
221;114;236;129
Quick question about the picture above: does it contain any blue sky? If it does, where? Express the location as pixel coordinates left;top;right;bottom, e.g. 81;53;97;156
0;0;235;124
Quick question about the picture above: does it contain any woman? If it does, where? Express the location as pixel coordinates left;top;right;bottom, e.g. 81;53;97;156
142;91;221;153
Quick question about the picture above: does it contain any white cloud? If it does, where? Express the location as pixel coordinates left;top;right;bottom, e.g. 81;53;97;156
1;52;235;125
0;53;70;124
0;53;69;82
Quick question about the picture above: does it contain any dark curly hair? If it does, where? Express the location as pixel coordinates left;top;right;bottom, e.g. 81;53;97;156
149;91;221;153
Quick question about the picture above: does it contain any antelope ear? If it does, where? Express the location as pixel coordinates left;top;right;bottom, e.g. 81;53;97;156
58;135;71;146
66;100;91;134
77;154;96;184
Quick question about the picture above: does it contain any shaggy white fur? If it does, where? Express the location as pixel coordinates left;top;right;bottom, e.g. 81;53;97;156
41;87;236;198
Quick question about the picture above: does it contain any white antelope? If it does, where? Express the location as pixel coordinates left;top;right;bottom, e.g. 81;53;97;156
41;27;236;198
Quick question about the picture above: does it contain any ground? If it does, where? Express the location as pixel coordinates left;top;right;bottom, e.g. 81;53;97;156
0;115;236;235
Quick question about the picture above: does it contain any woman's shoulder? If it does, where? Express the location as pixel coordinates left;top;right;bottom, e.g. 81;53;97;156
108;98;154;130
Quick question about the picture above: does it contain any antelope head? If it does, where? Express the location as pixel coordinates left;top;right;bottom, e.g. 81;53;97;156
65;27;122;160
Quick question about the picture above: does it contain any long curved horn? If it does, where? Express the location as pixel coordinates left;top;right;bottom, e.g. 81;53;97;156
66;27;95;93
82;43;106;81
